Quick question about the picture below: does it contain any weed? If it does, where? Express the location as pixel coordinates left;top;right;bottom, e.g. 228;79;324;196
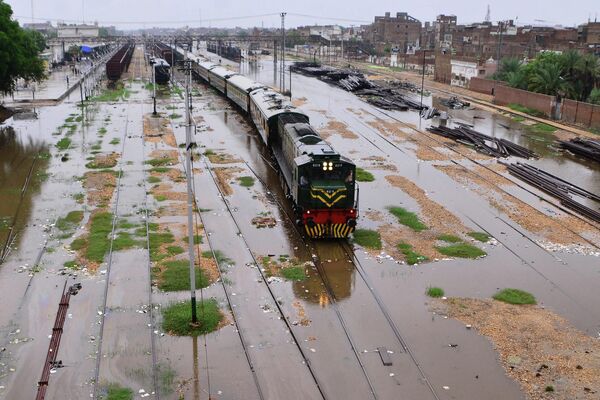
146;158;174;167
184;235;203;245
493;288;537;305
438;234;462;243
508;103;546;117
468;232;490;242
436;243;486;259
93;84;130;102
511;115;526;122
203;149;215;156
117;220;137;230
355;167;375;182
280;266;306;281
63;260;79;270
86;212;114;263
151;167;172;173
56;138;72;150
91;143;102;151
397;242;428;265
161;299;222;336
149;231;175;261
109;138;120;145
112;232;144;252
426;287;444;298
98;127;107;135
169;113;182;119
352;229;382;249
237;176;255;187
526;123;556;134
388;206;427;232
148;176;161;184
154;194;167;202
159;260;209;291
545;386;554;392
70;237;86;250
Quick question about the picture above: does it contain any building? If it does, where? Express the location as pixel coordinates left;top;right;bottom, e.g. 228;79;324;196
450;57;496;87
434;15;457;51
57;23;100;38
578;22;600;45
363;12;422;54
23;21;56;37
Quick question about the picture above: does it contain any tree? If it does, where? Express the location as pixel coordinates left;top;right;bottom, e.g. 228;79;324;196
528;62;571;96
495;57;521;81
506;69;528;90
574;54;600;101
0;0;45;94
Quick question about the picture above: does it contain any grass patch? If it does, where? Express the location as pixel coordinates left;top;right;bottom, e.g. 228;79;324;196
73;193;85;203
162;299;222;336
397;242;428;265
388;206;427;232
109;138;120;145
436;243;486;259
148;176;161;184
63;260;79;270
203;149;215;156
184;235;203;245
426;287;445;298
86;212;114;263
146;158;174;167
511;115;526;122
149;231;175;261
352;229;382;249
151;167;172;173
117;220;137;229
493;288;537;305
98;127;107;135
169;113;182;119
159;260;209;291
355;167;375;182
507;103;546;117
56;138;72;150
468;232;490;242
154;194;167;202
166;245;185;256
104;383;133;400
438;234;462;243
112;232;145;252
201;250;233;267
56;210;84;231
237;176;255;187
280;266;306;281
526;123;556;134
70;237;86;250
93;84;130;102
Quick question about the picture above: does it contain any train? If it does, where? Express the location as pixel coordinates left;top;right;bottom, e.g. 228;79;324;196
149;58;171;85
171;45;358;239
105;43;134;81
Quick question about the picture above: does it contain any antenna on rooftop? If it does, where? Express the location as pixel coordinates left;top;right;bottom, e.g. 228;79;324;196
485;5;491;23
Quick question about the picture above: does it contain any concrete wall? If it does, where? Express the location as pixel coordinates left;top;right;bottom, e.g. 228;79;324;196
493;85;554;116
434;52;451;84
562;99;600;129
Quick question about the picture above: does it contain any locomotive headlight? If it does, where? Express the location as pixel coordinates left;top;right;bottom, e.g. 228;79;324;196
327;161;333;171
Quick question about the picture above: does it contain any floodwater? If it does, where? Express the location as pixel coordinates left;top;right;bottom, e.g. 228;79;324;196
0;46;598;400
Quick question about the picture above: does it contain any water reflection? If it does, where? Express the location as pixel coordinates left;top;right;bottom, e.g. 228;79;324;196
293;241;355;304
0;126;49;259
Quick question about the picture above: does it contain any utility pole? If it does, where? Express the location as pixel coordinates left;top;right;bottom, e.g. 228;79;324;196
183;55;198;324
280;12;286;93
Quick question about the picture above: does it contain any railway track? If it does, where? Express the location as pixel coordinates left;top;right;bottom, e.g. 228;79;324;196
93;50;160;399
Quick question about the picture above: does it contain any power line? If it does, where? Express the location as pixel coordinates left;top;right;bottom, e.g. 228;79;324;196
286;13;370;23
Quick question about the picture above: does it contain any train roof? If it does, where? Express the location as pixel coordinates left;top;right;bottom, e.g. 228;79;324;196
227;75;265;93
210;66;237;79
199;61;217;70
152;58;170;67
249;88;306;122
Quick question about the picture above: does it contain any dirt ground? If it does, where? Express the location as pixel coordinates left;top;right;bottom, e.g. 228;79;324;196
207;151;243;164
434;164;599;247
319;120;359;139
435;298;600;400
84;171;117;207
213;167;243;196
143;114;178;148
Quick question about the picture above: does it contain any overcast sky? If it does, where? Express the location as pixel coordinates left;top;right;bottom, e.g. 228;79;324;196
7;0;599;29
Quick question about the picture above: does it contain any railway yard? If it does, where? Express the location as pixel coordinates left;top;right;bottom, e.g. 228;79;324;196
1;43;600;400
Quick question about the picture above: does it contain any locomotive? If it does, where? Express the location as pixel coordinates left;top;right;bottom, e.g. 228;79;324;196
171;45;358;238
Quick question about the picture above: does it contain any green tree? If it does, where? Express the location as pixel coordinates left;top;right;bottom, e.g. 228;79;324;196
575;54;600;101
506;69;528;90
528;62;571;96
588;88;600;105
495;57;521;81
0;0;46;93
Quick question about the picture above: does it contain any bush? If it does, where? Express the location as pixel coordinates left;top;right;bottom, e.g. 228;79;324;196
426;287;444;298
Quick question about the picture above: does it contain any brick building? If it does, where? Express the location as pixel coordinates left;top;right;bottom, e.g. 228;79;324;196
363;12;422;54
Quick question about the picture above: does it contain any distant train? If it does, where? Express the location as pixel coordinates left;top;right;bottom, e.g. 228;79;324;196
171;45;358;239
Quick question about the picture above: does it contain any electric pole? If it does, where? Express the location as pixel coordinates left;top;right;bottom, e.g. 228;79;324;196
182;55;198;324
280;12;286;93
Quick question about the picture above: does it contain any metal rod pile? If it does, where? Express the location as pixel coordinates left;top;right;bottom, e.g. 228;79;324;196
506;162;600;223
558;138;600;163
292;62;426;111
427;125;538;159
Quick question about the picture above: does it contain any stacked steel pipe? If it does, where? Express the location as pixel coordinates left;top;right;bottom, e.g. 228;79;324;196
506;162;600;223
427;125;538;159
558;138;600;163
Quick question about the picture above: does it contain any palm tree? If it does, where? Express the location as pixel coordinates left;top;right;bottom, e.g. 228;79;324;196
575;54;600;101
496;57;521;81
528;62;572;96
506;69;528;90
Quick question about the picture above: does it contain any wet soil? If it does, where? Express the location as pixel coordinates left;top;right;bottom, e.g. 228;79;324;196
437;298;600;400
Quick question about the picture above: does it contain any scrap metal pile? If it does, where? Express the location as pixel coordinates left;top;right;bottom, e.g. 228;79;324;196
558;138;600;163
506;162;600;223
292;62;428;112
427;125;538;159
439;96;471;109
